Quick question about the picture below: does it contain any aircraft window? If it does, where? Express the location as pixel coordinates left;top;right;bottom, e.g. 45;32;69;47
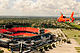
63;16;66;18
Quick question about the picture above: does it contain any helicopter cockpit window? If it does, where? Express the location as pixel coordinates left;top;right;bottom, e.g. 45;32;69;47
63;16;66;18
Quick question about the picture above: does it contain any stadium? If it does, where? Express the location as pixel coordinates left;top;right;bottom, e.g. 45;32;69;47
0;24;57;53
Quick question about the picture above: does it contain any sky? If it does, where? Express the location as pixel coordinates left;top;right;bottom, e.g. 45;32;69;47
0;0;80;16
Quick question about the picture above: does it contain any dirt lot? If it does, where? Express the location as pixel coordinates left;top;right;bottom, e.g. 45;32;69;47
46;39;78;53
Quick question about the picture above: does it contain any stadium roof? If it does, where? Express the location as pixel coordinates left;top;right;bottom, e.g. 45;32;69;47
0;29;8;33
9;33;37;37
7;27;39;33
0;27;49;37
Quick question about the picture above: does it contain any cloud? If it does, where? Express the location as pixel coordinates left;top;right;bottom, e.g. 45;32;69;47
0;0;79;16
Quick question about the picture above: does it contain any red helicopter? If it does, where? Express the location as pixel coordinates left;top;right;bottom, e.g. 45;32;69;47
57;12;75;22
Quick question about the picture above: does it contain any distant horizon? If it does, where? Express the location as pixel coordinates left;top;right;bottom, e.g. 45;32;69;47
0;15;79;18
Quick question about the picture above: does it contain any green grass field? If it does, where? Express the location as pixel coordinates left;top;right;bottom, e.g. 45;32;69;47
62;22;80;45
70;23;80;29
63;28;80;53
62;29;80;44
62;29;80;38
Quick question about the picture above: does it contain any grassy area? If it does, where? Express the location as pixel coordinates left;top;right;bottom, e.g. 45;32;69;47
75;47;80;53
64;22;80;45
62;29;80;38
62;29;80;44
70;23;80;29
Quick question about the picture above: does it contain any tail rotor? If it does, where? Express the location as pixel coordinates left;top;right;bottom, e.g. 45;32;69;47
70;12;75;22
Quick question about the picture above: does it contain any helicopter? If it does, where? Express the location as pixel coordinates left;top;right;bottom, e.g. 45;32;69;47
57;12;75;22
